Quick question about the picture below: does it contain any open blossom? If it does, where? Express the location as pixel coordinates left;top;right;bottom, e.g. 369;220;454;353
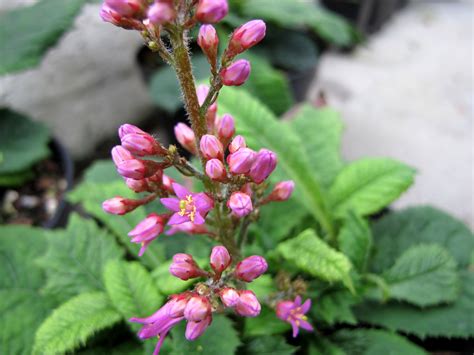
276;296;313;337
128;213;165;256
160;183;214;225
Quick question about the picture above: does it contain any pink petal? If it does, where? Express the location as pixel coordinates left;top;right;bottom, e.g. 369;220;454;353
172;183;191;200
138;240;152;256
301;299;311;314
294;295;302;307
194;193;214;212
291;321;300;338
160;198;180;212
193;212;205;225
168;213;189;225
299;319;313;332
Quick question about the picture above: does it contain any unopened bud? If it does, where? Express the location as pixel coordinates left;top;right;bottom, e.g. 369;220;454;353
227;192;253;217
235;290;261;317
121;133;164;156
249;149;277;184
116;159;161;180
102;197;140;215
205;159;227;181
168;294;191;318
169;253;206;280
267;181;295;202
128;213;165;256
111;145;134;166
147;0;176;25
227;20;266;58
220;288;239;308
118;123;147;139
184;295;212;321
200;134;224;160
104;0;147;18
220;59;251;86
100;4;144;30
161;174;175;193
228;135;246;153
125;178;149;193
196;84;218;132
210;246;231;274
174;123;197;154
217;113;235;143
185;315;212;340
227;147;256;174
235;255;268;282
196;0;228;23
198;25;219;64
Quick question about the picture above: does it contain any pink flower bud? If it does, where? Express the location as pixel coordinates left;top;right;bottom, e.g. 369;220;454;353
200;134;224;160
220;288;239;308
249;149;277;184
185;315;212;340
111;145;134;166
125;178;149;193
184;295;211;322
116;159;160;180
169;253;206;280
220;59;251;86
205;159;227;181
217;114;235;142
161;174;175;193
227;192;253;217
118;123;147;139
227;20;266;58
196;85;218;132
228;135;246;153
128;213;165;256
198;25;219;61
235;290;261;317
147;1;176;25
104;0;147;18
102;197;140;215
268;181;295;202
167;294;191;318
196;0;228;23
210;246;231;274
235;255;268;282
174;123;197;155
121;133;161;156
100;5;143;29
227;147;256;174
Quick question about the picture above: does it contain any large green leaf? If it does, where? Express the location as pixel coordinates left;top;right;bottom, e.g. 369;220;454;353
312;289;358;326
383;244;459;307
68;180;165;268
329;158;416;217
37;213;123;302
0;109;50;175
33;292;122;355
371;206;474;273
355;271;474;339
244;335;297;355
103;260;164;325
0;225;56;355
288;105;344;188
277;229;353;290
0;0;85;75
170;315;240;355
337;211;372;272
332;329;426;355
218;88;335;237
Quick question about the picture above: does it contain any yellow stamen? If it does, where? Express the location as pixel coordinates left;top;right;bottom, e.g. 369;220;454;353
178;195;197;222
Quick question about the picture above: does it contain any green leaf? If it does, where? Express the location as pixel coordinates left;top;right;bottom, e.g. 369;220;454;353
0;225;56;355
0;0;85;75
244;306;290;337
277;229;353;290
68;180;166;268
170;315;240;355
83;160;122;183
355;270;474;339
329;158;416;217
288;105;344;188
218;88;335;237
332;329;426;355
337;211;372;272
151;260;195;295
310;338;346;355
247;275;275;299
0;168;35;186
313;289;358;325
371;206;474;273
103;260;164;325
33;292;122;355
383;244;459;307
37;213;123;301
0;109;50;174
244;335;297;355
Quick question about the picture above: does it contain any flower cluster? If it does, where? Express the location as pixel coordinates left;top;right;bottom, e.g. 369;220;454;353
99;0;312;352
131;246;267;353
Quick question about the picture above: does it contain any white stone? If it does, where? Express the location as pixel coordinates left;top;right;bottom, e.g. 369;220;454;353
309;1;473;227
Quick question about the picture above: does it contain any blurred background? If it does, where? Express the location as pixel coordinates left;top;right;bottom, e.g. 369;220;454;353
0;0;472;228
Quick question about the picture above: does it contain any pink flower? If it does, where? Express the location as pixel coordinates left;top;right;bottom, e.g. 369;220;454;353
128;213;165;256
121;132;165;157
184;295;212;321
111;145;133;166
100;4;143;29
220;59;251;86
147;0;176;25
160;183;214;225
196;0;228;23
227;192;252;217
200;134;224;160
196;84;217;131
125;178;149;193
116;159;161;180
205;159;227;181
227;147;256;174
267;181;295;202
185;314;212;340
235;290;261;317
104;0;147;18
174;123;197;154
169;253;207;280
216;114;235;143
130;299;184;354
198;25;219;62
227;20;266;58
118;123;147;139
102;196;140;215
249;149;277;184
210;246;231;274
235;255;267;282
228;135;246;153
276;296;313;337
220;287;239;308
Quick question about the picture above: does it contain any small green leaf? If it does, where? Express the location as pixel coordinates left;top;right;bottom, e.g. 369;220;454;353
103;260;164;326
33;292;122;355
244;306;290;337
244;335;298;355
277;229;353;290
329;158;416;217
371;206;474;273
383;244;459;307
170;315;240;355
332;329;426;355
37;213;123;302
337;211;372;272
0;0;85;75
247;275;275;299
